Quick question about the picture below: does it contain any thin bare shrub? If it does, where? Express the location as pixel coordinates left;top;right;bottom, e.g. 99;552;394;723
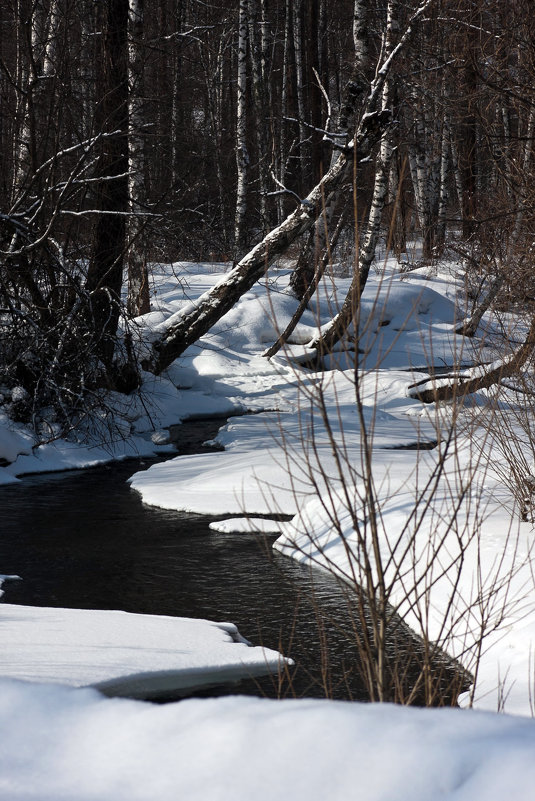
258;256;533;708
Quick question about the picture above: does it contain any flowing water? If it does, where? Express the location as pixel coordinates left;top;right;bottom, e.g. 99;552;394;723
0;418;468;702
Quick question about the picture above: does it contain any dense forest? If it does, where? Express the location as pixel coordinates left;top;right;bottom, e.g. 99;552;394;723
1;0;534;435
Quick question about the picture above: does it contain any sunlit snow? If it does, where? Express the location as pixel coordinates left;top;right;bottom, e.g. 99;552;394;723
2;256;535;799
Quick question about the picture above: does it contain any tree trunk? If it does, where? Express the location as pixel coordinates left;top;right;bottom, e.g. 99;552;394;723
248;0;270;233
85;0;129;367
126;0;150;318
408;315;535;403
307;0;399;356
145;0;433;375
264;206;347;359
234;0;249;256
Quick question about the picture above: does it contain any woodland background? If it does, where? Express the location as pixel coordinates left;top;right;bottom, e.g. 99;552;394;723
1;0;534;429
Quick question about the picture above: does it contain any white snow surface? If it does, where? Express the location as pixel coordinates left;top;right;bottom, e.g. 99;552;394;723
209;517;286;534
126;261;535;715
1;681;534;801
0;604;285;698
2;257;535;797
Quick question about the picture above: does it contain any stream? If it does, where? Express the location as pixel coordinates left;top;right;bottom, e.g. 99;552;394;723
0;418;468;702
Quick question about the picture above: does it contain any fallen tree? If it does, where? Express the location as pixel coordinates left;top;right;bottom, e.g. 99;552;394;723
407;316;535;403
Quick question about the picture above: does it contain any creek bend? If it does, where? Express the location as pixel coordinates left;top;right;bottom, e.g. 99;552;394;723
0;417;467;703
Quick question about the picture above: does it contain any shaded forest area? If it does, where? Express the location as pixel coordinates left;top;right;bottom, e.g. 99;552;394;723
1;0;535;434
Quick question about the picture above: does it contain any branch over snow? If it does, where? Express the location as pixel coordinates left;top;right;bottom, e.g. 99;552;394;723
408;316;535;403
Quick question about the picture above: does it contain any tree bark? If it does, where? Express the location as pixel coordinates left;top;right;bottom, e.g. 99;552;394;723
85;0;129;366
234;0;250;256
145;0;434;375
408;315;535;403
126;0;150;318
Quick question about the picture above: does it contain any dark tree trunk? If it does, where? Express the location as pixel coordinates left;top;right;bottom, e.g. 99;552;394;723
85;0;129;367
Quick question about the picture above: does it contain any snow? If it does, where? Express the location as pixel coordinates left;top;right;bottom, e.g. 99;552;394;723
0;682;534;801
209;517;286;534
126;260;535;715
0;604;287;699
2;255;535;796
0;574;21;598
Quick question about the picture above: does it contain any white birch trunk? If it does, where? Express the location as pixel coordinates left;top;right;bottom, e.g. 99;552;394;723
12;0;62;202
278;0;292;223
436;116;450;250
126;0;150;317
248;0;269;231
292;0;307;182
448;124;464;222
234;0;249;256
353;0;369;72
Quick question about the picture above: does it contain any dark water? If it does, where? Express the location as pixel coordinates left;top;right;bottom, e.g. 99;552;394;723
0;419;469;703
0;420;380;700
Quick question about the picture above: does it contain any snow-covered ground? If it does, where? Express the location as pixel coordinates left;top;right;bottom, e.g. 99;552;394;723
1;680;535;801
0;604;286;698
2;256;535;798
126;259;535;715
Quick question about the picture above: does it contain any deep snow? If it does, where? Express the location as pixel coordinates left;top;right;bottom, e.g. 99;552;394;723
1;681;535;801
1;255;535;798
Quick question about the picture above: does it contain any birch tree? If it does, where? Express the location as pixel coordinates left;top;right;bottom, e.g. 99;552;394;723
144;0;435;375
307;0;401;356
234;0;250;256
126;0;150;317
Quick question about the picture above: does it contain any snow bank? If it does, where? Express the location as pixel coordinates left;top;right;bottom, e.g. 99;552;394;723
0;682;534;801
2;260;534;716
0;604;286;699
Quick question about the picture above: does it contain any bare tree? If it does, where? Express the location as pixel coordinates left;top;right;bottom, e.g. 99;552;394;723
126;0;151;317
144;0;435;375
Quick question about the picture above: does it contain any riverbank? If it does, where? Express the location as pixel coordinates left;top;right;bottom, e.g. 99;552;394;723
2;258;535;711
1;256;535;798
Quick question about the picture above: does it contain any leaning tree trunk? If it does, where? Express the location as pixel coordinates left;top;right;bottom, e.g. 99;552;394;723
263;206;347;359
408;314;535;403
307;0;399;357
145;0;434;376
